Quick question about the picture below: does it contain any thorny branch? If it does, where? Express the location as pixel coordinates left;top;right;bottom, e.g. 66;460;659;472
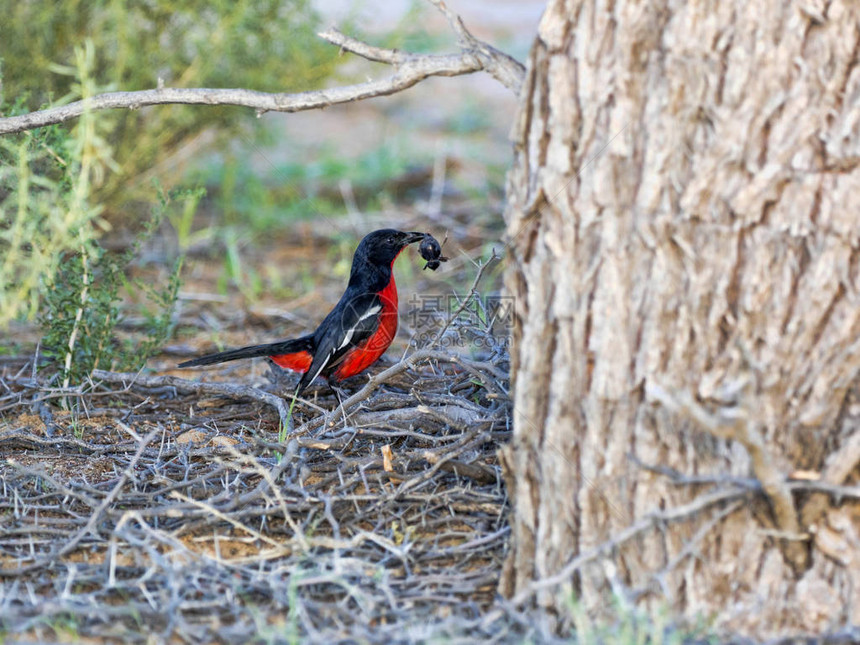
1;429;158;577
0;280;516;640
505;486;750;608
498;446;860;611
647;381;810;572
277;251;502;445
0;1;524;136
90;368;292;428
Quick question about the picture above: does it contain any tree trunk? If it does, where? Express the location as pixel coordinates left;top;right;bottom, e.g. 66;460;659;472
499;0;860;637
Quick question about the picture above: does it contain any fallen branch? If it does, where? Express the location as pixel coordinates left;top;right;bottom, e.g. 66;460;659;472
0;266;513;641
632;454;860;502
91;369;291;428
422;449;498;485
631;500;745;601
507;486;748;607
0;427;97;452
0;429;157;577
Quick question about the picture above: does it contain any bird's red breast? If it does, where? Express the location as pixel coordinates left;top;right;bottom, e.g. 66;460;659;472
333;274;399;380
268;258;401;382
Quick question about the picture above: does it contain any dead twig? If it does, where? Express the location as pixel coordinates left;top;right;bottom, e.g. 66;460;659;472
647;381;810;571
91;369;291;428
0;429;157;577
509;486;749;607
426;0;525;92
630;500;745;601
0;244;514;641
285;348;478;439
631;454;860;502
421;450;498;485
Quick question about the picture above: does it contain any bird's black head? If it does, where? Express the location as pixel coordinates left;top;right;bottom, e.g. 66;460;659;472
354;229;425;268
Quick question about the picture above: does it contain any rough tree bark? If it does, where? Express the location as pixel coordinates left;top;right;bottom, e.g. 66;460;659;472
499;0;860;638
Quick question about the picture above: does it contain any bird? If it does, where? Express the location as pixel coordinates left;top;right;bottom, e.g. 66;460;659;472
178;229;428;394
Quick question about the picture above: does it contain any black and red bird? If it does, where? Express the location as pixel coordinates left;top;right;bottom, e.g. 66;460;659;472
178;229;428;394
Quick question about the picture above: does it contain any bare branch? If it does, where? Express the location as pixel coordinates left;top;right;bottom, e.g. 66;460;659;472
0;4;524;136
0;58;479;136
422;448;498;485
427;0;525;92
91;369;292;428
282;347;472;440
320;27;411;65
508;486;748;607
0;238;515;639
0;429;157;577
822;428;860;485
631;500;745;602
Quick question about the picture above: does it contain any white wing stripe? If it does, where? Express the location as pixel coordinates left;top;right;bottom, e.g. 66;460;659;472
307;353;332;386
337;304;382;351
308;303;382;385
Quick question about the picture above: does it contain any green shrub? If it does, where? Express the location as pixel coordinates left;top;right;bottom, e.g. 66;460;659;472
1;46;200;385
1;1;340;365
39;187;199;386
0;43;111;327
1;0;338;216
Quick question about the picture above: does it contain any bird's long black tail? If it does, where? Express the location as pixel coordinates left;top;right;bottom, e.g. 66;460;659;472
178;335;315;368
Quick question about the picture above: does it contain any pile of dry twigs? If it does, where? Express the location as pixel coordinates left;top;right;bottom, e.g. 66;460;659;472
0;279;558;642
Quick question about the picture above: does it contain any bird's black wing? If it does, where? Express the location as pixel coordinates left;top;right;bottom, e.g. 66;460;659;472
296;289;382;392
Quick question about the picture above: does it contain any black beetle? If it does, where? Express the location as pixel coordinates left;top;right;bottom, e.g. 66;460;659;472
419;233;448;271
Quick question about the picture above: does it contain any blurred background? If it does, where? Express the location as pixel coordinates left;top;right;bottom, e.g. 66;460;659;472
1;0;544;381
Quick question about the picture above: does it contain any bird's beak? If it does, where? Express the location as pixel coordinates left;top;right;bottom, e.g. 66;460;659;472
403;231;425;245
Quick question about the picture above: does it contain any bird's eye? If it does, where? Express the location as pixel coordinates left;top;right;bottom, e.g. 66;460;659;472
387;236;394;244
